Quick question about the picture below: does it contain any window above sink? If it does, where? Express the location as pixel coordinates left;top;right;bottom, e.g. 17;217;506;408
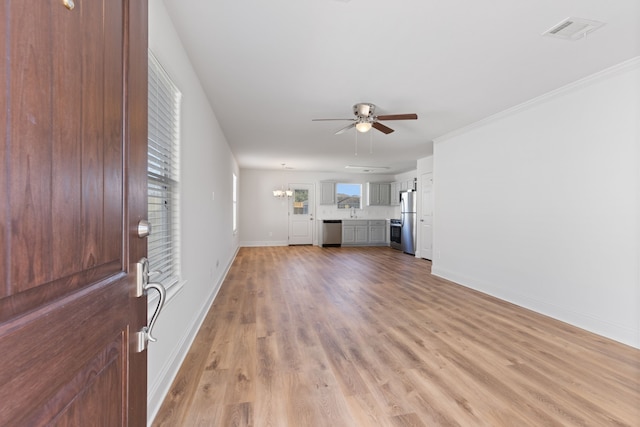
336;183;361;209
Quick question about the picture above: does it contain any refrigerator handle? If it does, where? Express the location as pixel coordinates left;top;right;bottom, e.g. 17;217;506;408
400;197;405;226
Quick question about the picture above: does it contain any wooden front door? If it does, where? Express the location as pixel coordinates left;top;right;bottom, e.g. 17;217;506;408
0;0;148;425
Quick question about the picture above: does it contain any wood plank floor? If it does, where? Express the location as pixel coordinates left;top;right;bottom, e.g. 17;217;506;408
152;246;640;426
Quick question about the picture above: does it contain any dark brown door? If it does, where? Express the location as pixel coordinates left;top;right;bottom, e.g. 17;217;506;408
0;0;148;425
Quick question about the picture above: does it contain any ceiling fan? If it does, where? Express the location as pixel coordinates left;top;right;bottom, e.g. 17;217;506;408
312;103;418;135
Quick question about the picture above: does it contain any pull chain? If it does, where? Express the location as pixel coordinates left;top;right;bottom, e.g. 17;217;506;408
354;128;358;156
370;128;373;154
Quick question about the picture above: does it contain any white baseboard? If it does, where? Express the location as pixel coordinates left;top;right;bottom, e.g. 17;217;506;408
240;240;288;247
431;265;639;350
147;246;240;426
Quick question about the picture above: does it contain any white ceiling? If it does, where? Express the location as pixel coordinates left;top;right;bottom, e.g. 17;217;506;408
163;0;640;174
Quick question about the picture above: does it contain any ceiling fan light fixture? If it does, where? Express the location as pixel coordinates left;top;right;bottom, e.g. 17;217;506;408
355;122;372;133
313;102;417;135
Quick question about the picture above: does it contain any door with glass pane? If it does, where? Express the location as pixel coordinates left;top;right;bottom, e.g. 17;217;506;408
288;184;315;245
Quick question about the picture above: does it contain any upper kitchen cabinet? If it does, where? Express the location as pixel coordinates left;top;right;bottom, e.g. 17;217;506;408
390;178;416;205
399;178;417;192
319;181;336;205
367;182;391;206
390;182;400;205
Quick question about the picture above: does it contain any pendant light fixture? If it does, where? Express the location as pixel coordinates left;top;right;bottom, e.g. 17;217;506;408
272;163;293;198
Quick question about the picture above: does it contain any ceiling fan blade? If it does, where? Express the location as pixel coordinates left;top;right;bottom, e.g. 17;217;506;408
372;122;394;134
312;118;354;121
376;113;418;121
335;123;356;135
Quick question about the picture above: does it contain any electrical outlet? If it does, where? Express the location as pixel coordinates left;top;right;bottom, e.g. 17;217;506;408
268;231;273;237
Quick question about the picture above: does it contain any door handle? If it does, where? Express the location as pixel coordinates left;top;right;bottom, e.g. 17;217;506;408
134;257;167;352
142;281;166;343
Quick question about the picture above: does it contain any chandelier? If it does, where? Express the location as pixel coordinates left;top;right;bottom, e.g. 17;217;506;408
273;188;293;198
273;164;293;198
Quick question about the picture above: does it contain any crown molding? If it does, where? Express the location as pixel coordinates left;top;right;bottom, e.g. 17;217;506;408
435;56;640;145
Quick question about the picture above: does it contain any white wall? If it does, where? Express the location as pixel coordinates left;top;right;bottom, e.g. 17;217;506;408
433;58;640;348
148;2;240;423
239;170;414;246
417;156;433;175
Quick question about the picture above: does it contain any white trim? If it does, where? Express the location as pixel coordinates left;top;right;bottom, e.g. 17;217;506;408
147;247;239;426
431;266;639;349
434;56;640;144
240;240;289;247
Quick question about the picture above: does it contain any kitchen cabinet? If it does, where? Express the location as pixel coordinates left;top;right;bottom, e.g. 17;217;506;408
368;220;387;244
367;182;391;206
319;181;336;205
390;182;400;205
393;179;416;201
379;183;391;205
398;178;416;192
342;220;368;244
342;226;355;244
342;219;387;246
355;225;368;243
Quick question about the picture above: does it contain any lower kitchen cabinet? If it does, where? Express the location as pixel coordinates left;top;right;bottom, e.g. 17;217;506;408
342;220;387;246
342;220;368;244
368;220;387;244
342;226;355;244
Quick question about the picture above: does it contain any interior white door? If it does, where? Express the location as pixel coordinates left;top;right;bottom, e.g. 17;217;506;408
288;183;315;245
420;172;434;260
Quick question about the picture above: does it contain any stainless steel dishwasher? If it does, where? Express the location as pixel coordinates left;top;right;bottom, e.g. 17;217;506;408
322;220;342;247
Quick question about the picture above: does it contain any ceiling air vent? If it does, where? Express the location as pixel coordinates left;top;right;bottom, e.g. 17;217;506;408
345;165;390;173
542;17;605;41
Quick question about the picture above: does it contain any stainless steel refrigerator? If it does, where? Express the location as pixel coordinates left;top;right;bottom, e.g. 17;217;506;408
400;190;417;255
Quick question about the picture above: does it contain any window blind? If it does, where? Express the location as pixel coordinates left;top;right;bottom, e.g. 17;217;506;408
233;173;237;232
148;51;181;289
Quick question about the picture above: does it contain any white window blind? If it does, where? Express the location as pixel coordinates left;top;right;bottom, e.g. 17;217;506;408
148;51;181;289
233;173;237;232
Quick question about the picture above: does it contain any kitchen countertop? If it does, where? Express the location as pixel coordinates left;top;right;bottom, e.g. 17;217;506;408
323;218;390;221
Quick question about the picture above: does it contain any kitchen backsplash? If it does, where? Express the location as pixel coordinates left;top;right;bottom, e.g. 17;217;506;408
317;204;400;220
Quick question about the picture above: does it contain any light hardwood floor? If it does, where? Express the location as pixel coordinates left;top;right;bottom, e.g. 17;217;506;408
153;246;640;426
